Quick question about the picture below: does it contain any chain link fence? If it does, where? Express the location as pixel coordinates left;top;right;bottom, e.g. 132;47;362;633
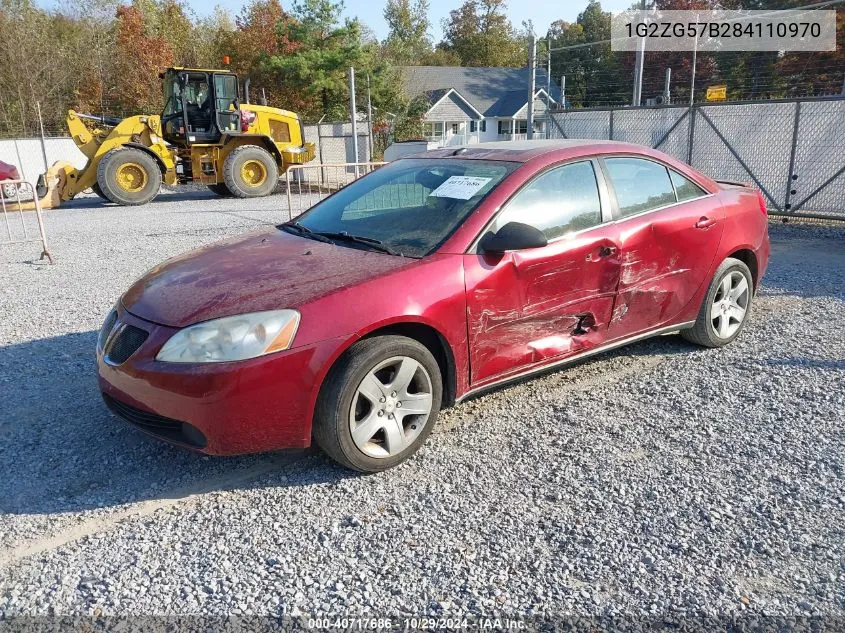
548;97;845;220
303;121;372;165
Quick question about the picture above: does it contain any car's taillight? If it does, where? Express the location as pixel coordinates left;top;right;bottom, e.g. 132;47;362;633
756;190;767;215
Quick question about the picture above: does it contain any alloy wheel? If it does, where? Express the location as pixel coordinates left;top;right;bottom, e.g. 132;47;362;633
349;356;434;459
711;270;750;339
2;182;18;199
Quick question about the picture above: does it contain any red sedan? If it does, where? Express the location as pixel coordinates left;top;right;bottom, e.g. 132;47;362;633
98;140;770;472
0;159;22;200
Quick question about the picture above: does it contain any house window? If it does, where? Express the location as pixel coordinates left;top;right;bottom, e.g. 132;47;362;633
480;120;486;132
497;120;508;135
423;122;444;139
452;123;459;134
515;120;528;134
470;120;477;133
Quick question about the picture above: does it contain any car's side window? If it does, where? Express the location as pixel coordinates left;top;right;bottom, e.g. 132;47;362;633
669;169;707;202
493;161;603;240
604;157;676;218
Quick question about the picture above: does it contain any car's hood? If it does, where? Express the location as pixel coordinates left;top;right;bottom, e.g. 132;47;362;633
122;228;414;328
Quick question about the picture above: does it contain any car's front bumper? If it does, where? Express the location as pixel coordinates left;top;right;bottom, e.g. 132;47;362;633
97;306;346;455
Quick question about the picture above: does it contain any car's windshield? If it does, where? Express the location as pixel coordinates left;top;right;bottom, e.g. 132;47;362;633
283;158;519;258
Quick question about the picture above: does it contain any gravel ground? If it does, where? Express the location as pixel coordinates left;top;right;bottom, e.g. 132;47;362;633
0;190;843;620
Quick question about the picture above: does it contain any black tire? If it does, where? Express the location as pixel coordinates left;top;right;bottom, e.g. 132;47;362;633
91;183;106;199
682;257;754;348
207;183;234;197
313;335;443;473
222;145;278;198
96;147;162;206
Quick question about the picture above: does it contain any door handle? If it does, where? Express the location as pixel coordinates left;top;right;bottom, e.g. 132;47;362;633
695;216;717;229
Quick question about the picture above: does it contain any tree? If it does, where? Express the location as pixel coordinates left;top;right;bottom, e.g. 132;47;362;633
264;0;363;120
547;1;626;107
382;0;431;65
221;0;303;111
112;4;174;115
438;0;524;67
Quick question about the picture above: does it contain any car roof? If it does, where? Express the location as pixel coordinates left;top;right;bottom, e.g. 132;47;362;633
400;138;719;193
406;139;655;163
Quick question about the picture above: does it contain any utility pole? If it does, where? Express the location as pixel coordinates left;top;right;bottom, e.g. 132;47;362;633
632;0;646;107
366;74;374;160
663;68;671;104
527;34;537;140
348;67;359;173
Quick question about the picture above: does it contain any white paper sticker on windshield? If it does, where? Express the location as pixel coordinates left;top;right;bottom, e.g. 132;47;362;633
429;176;492;200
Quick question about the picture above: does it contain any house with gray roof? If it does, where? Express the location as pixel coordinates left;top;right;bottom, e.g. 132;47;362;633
401;66;562;147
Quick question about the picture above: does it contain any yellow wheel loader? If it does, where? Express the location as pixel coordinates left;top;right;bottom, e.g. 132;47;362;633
36;67;315;209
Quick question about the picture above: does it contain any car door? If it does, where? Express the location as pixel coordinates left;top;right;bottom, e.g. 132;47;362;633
600;156;725;338
463;159;622;385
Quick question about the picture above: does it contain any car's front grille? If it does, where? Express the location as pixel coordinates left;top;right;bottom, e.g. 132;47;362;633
103;394;207;448
105;324;148;365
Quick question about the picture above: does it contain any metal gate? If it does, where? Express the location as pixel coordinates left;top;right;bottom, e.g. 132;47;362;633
548;97;845;220
283;162;386;220
1;180;53;263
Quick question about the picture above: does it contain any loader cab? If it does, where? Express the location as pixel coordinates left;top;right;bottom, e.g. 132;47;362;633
160;68;241;145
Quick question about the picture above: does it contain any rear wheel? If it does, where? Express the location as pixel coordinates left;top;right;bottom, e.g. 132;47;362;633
313;336;442;472
207;183;234;197
222;145;278;198
682;257;753;348
91;183;106;199
97;147;161;206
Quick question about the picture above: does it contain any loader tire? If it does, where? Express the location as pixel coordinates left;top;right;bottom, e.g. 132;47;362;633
222;145;278;198
91;183;106;199
97;147;161;206
207;183;234;197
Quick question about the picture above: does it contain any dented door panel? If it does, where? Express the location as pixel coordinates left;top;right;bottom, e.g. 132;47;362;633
464;227;621;385
609;197;725;336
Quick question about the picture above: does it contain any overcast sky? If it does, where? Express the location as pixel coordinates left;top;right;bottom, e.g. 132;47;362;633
40;0;633;41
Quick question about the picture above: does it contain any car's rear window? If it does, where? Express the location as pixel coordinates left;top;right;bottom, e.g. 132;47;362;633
289;158;519;257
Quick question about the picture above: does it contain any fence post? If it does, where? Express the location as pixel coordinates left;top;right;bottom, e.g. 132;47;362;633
285;170;292;221
687;105;696;166
317;123;326;188
609;107;614;140
783;100;801;213
348;67;360;177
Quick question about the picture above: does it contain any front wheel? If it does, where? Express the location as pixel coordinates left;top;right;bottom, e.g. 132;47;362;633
96;147;162;206
682;257;753;348
313;336;443;472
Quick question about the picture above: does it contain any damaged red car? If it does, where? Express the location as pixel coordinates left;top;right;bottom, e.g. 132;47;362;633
98;140;770;472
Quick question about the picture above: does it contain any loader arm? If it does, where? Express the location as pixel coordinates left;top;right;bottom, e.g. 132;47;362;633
55;111;178;201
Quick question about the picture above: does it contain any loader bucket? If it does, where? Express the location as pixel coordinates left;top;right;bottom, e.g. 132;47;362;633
15;162;74;211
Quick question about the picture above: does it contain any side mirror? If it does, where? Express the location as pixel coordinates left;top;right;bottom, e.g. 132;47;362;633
479;222;548;253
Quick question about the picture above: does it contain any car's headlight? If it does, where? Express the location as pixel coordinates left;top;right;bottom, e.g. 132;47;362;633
156;310;300;363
